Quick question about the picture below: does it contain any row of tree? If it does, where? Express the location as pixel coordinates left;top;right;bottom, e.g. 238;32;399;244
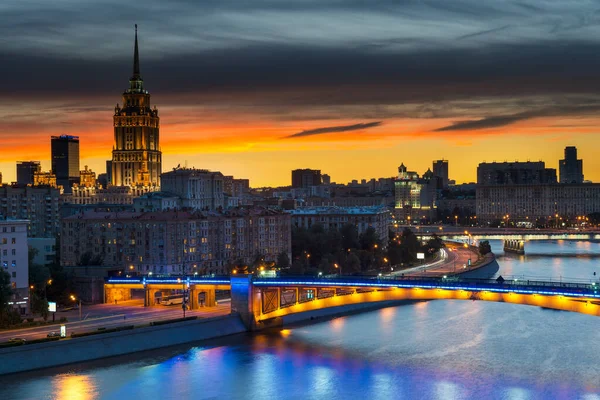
284;224;444;276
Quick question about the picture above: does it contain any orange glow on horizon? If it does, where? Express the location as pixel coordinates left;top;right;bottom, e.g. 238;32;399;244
1;103;599;187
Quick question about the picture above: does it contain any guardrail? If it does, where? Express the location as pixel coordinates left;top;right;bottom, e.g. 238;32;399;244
251;275;600;298
106;276;231;285
105;274;600;298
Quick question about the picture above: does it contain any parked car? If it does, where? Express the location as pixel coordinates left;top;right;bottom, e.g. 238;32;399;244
47;332;60;338
8;338;26;343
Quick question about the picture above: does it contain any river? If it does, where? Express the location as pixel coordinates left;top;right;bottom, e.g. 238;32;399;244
2;240;600;400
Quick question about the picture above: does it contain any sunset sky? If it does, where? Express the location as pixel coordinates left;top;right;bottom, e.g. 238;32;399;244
1;0;600;187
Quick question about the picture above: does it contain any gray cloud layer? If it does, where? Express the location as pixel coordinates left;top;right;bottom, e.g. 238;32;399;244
285;121;382;138
4;0;600;131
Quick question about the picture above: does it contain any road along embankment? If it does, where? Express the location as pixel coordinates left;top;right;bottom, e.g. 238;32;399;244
457;253;498;279
0;314;246;375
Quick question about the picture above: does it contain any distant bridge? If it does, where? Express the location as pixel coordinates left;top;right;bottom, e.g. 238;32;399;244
106;274;600;329
409;228;600;242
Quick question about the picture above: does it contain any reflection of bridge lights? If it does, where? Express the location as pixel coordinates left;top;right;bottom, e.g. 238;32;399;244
280;329;291;337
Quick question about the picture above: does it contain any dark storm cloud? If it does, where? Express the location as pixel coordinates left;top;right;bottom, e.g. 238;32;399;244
3;0;600;124
285;121;382;138
435;104;600;131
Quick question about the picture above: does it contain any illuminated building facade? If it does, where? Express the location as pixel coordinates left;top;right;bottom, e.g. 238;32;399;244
61;208;291;275
476;184;600;224
33;171;57;188
394;163;438;221
111;25;161;190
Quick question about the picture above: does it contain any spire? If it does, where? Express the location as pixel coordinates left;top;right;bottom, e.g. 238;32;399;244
132;24;140;79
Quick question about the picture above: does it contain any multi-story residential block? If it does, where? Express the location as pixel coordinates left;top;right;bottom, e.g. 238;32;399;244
289;206;391;243
477;161;557;186
0;185;60;238
60;208;291;275
292;169;322;188
1;219;30;314
133;191;181;211
476;184;600;224
160;168;224;210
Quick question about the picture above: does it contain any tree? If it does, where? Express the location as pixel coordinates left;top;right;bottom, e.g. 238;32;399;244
29;263;51;289
289;260;306;275
0;270;22;328
479;240;492;255
276;252;290;269
318;258;331;274
425;233;444;253
30;292;49;321
0;270;12;314
359;227;380;251
340;224;359;251
400;228;420;261
344;253;361;275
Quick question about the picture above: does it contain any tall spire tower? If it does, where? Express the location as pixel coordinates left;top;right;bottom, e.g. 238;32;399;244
111;25;162;189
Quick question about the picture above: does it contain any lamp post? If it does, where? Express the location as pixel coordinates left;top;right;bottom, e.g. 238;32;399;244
70;295;81;321
334;263;342;276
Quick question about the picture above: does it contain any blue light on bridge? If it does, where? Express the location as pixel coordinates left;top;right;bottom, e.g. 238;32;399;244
106;276;600;300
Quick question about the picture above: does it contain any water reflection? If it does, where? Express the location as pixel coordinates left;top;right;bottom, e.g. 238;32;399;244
53;375;97;400
2;240;600;400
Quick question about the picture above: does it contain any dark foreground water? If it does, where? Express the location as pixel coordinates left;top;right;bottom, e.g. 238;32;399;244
2;240;600;400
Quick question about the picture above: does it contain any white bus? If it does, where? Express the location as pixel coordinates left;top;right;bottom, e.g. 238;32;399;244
160;294;185;306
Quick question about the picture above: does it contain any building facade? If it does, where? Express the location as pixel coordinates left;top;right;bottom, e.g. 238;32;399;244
111;26;161;189
28;237;56;266
289;206;391;243
60;208;291;275
559;146;584;184
394;163;438;221
0;185;61;238
51;135;80;193
477;161;557;186
1;219;30;314
476;184;600;223
292;169;322;188
433;159;449;189
16;161;41;186
161;168;224;210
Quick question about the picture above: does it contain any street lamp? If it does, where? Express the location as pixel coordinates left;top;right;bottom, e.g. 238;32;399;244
334;263;342;276
71;295;82;321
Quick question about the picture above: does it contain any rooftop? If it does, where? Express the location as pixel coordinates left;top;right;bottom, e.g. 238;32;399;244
288;206;390;215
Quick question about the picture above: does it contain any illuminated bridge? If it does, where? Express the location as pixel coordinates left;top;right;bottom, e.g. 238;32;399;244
106;275;600;330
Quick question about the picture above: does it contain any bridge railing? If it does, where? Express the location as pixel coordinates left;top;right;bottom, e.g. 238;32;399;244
105;275;231;285
252;275;600;294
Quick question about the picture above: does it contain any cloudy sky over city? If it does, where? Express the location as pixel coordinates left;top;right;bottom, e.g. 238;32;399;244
2;0;600;185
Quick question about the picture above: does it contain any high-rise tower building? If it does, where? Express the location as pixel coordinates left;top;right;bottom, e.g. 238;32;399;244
432;160;449;189
559;146;584;184
51;135;80;193
111;25;161;189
